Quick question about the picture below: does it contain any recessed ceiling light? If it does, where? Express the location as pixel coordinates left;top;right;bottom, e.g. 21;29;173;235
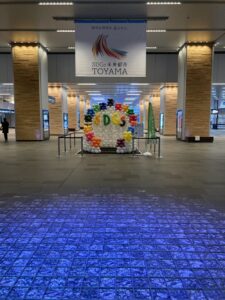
146;1;181;5
85;91;100;93
57;29;75;33
93;99;105;102
188;41;209;44
130;83;149;86
39;2;73;5
77;83;96;86
127;93;141;96
146;29;166;33
2;83;13;86
146;46;158;49
124;97;136;101
88;93;102;96
68;46;75;49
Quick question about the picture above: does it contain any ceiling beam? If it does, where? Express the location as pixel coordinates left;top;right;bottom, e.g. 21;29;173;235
54;16;169;21
1;1;225;4
0;28;225;32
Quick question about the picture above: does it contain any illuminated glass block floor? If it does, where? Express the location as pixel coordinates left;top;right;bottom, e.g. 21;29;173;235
0;194;225;299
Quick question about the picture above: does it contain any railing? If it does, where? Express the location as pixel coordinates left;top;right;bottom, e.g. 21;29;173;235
57;132;83;156
132;136;161;158
57;132;160;157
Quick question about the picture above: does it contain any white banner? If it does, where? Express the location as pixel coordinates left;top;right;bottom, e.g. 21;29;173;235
75;21;146;77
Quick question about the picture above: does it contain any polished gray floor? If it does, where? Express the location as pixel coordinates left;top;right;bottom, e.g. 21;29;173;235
0;131;225;210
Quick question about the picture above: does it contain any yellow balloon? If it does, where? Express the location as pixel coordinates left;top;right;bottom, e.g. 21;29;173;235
93;113;101;125
84;125;92;133
111;112;121;125
123;131;132;142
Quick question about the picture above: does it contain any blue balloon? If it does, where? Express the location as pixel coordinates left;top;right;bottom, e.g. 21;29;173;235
87;108;95;117
99;103;107;110
128;126;135;134
107;99;114;107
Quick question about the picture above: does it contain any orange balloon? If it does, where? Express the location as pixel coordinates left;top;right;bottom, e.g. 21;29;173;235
122;104;129;112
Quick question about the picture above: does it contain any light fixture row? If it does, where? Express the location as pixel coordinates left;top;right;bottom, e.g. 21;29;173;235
57;29;75;33
88;93;102;96
77;83;149;86
146;1;181;4
89;93;142;96
39;1;181;5
146;29;166;32
38;2;73;5
187;40;210;43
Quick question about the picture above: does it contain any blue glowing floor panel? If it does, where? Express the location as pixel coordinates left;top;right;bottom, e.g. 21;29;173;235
0;194;225;299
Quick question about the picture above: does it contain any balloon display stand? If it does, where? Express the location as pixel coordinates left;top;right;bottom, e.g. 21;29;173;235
83;99;138;154
81;147;141;155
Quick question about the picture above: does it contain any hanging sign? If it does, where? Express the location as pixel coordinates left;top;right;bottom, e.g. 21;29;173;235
75;20;146;77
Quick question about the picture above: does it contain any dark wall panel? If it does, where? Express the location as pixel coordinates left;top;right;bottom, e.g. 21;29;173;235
1;52;225;84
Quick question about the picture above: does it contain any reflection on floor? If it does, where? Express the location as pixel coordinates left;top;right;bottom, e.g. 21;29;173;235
0;194;225;300
210;129;225;138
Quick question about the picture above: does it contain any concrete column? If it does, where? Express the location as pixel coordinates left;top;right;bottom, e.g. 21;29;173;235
79;96;85;129
48;86;68;135
160;84;178;136
150;94;160;131
68;93;77;130
178;43;213;141
75;96;79;130
86;98;91;110
12;43;49;140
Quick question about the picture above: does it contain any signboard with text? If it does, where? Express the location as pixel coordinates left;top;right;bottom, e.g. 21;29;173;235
75;20;146;77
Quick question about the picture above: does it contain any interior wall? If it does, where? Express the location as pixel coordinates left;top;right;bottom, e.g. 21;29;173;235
213;52;225;83
39;48;48;111
0;53;13;82
48;53;178;83
178;47;187;140
1;52;225;83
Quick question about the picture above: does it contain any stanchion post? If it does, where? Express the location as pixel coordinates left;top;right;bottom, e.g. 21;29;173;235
70;134;72;150
158;137;161;158
132;137;135;156
74;131;75;146
64;135;66;152
58;137;60;156
81;137;84;156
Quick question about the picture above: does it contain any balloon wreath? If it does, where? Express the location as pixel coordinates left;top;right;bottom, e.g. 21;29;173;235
83;98;138;153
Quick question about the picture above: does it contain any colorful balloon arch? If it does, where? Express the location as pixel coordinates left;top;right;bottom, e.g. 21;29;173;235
83;99;138;153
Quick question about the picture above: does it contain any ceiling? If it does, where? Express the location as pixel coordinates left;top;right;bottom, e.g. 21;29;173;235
0;81;162;104
3;82;225;107
1;0;225;100
66;82;162;104
0;0;225;53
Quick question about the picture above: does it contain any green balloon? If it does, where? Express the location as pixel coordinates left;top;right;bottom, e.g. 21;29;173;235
93;104;100;112
103;114;110;126
127;109;134;115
